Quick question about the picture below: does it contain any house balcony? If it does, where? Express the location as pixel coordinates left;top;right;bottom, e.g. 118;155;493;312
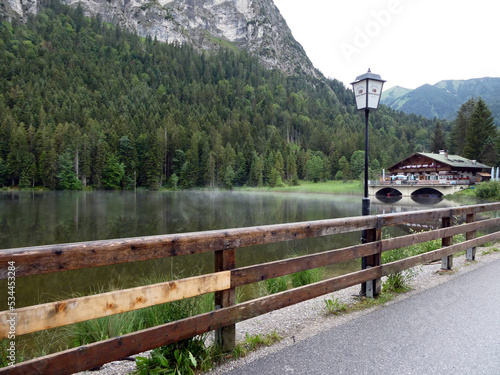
369;179;473;187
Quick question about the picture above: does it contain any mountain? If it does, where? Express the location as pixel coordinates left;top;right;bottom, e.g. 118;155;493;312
380;86;411;108
1;0;320;79
381;77;500;125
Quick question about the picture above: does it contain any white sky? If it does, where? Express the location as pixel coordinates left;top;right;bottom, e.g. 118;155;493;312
273;0;500;90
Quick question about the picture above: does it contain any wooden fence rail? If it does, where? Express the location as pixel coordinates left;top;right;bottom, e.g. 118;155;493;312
1;202;500;374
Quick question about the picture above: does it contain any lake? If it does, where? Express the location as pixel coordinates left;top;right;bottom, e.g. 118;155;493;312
0;190;464;307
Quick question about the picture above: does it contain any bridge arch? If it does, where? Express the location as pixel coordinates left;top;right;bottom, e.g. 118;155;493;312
369;183;464;198
375;187;403;198
411;187;443;198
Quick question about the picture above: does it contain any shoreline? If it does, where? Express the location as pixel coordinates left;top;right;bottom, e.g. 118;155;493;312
0;180;364;196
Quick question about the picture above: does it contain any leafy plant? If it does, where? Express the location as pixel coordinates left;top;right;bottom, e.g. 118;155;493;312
134;338;205;375
324;297;347;315
382;271;414;293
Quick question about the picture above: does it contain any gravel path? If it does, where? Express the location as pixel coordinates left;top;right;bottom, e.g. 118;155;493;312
77;246;500;375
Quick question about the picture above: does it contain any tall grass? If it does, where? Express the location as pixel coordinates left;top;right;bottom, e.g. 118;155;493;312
258;267;325;296
291;267;324;288
382;230;442;292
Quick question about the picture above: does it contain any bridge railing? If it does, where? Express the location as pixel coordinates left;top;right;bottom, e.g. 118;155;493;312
369;180;472;186
1;202;500;374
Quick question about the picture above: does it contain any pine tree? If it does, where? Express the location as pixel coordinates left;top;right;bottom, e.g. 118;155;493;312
338;156;350;181
102;154;125;190
305;153;324;183
57;152;82;190
430;121;446;153
450;98;476;155
479;136;499;167
464;98;496;162
6;123;29;185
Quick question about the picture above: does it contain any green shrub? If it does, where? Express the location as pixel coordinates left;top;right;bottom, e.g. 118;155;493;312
474;181;500;199
134;338;207;375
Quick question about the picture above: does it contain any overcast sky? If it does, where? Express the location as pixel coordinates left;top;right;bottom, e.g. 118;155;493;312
273;0;500;90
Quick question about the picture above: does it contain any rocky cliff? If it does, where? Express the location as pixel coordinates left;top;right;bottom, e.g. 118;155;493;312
1;0;320;78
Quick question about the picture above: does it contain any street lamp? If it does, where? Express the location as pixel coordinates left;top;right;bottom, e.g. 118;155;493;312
351;68;385;295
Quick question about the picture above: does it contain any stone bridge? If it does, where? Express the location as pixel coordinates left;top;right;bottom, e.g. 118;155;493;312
368;182;471;197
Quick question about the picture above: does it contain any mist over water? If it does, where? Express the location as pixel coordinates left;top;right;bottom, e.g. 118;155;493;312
0;190;463;307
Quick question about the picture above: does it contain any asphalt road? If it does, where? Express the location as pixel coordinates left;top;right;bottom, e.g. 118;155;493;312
222;258;500;375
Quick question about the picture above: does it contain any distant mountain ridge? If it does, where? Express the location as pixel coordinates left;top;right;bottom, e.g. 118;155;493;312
381;77;500;125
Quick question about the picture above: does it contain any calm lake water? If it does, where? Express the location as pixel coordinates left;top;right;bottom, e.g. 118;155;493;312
0;190;464;308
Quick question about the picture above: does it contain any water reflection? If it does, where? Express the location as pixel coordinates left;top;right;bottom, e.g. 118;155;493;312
372;195;456;215
0;190;466;307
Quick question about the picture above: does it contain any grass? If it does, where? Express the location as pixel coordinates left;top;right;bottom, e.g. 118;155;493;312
236;180;363;195
231;331;282;360
349;292;398;310
444;186;476;200
481;247;499;255
324;291;399;317
258;267;325;296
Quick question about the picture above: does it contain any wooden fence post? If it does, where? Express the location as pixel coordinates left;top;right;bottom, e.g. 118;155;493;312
465;213;476;261
441;216;453;270
214;248;236;351
365;221;381;298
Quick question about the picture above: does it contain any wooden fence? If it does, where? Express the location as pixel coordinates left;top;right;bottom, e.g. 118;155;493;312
1;202;500;374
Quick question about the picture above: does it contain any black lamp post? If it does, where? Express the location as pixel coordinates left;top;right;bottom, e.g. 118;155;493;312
351;69;385;294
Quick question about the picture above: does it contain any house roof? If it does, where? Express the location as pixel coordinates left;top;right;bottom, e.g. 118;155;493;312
389;152;490;170
418;152;490;169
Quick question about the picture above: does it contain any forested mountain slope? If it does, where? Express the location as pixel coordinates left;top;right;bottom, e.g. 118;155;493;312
2;0;320;78
0;1;437;190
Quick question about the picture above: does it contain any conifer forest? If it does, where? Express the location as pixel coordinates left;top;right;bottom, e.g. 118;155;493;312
0;1;452;190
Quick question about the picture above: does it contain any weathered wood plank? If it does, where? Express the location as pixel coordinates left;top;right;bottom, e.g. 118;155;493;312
1;267;381;375
378;202;500;227
231;242;380;287
0;272;231;339
380;216;500;252
382;231;500;276
0;216;377;279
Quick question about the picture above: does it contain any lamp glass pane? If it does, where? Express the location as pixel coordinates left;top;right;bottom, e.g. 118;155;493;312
353;80;367;110
367;79;384;109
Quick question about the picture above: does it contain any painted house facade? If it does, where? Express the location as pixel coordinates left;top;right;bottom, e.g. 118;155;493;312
386;151;490;184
